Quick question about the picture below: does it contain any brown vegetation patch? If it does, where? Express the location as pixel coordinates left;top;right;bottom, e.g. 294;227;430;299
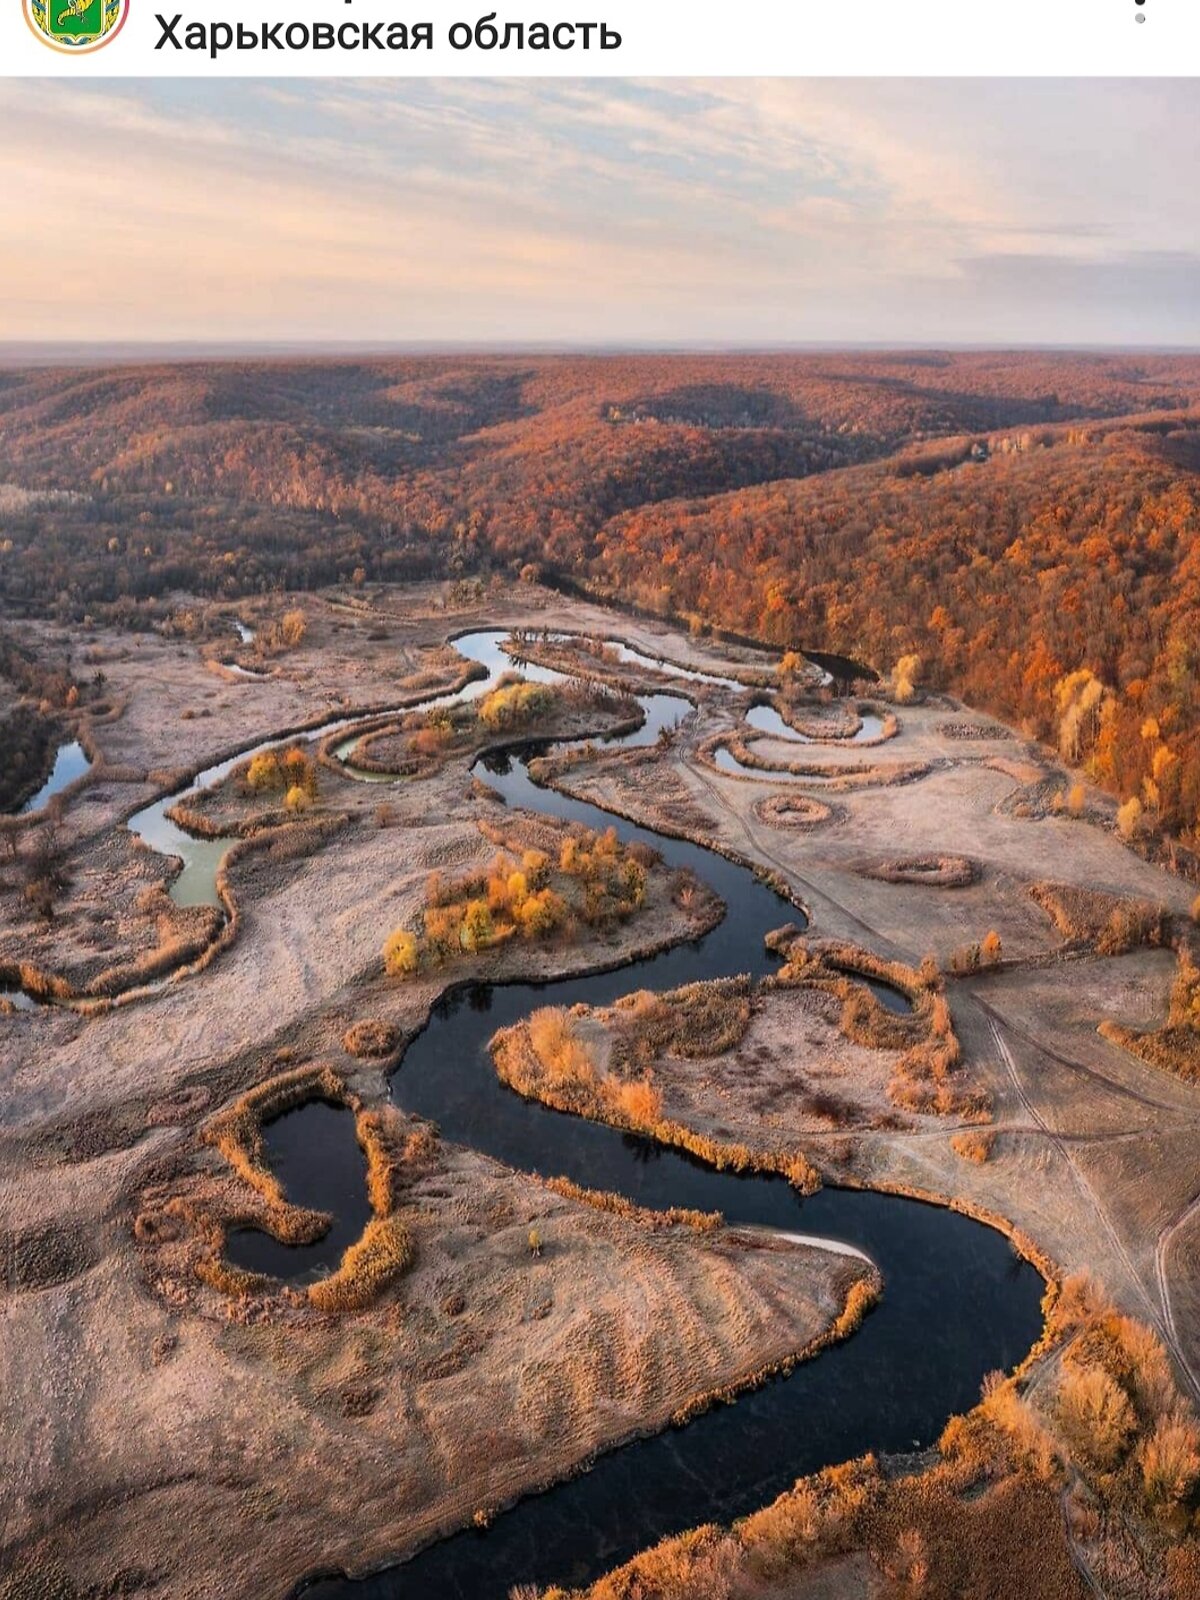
396;644;491;699
776;937;989;1122
493;1006;821;1195
542;1175;721;1233
75;891;224;1000
492;935;981;1203
0;1223;98;1293
144;1084;211;1126
1100;948;1200;1081
138;1064;419;1317
991;764;1075;822
950;1129;995;1164
855;854;978;888
532;748;720;841
343;1019;400;1059
0;825;225;1004
698;732;930;791
608;978;755;1070
937;719;1014;741
307;1213;415;1316
754;793;836;830
759;697;899;747
1030;880;1170;954
669;1273;880;1428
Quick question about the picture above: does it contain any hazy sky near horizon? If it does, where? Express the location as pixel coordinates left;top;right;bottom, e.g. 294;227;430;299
2;78;1198;346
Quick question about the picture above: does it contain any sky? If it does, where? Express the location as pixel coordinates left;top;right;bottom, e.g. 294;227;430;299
1;77;1198;347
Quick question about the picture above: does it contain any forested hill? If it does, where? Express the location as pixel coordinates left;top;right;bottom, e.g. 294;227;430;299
1;350;1199;836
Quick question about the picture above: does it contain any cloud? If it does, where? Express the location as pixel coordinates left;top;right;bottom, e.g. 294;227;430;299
0;78;1196;343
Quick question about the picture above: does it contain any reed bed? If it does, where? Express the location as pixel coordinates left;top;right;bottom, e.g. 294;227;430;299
493;1007;822;1195
171;1064;420;1315
698;731;930;790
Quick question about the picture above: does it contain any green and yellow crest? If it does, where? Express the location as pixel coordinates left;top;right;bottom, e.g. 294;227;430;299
24;0;129;51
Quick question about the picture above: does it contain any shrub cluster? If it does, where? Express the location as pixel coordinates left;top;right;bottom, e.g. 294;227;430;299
858;854;978;888
950;1130;995;1164
343;1019;400;1059
543;1174;720;1233
477;678;555;729
608;979;753;1073
253;608;307;657
753;793;834;830
242;744;319;808
949;930;1003;973
384;823;651;978
1030;880;1169;955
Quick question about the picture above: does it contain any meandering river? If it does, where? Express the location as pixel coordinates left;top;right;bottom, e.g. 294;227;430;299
222;631;1042;1600
8;624;1045;1596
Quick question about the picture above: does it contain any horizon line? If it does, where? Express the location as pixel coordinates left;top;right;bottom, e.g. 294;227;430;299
3;338;1200;370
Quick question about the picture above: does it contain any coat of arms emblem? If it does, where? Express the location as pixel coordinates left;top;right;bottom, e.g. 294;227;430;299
24;0;129;51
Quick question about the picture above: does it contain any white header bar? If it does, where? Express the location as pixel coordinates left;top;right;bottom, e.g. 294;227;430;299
2;0;1196;78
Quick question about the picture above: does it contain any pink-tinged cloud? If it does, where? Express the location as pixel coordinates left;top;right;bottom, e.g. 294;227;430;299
0;78;1196;345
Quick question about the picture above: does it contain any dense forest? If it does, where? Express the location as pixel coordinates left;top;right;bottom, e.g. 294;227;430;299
1;350;1199;835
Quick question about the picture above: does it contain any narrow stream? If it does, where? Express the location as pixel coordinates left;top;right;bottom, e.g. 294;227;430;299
710;744;847;783
508;631;762;694
746;702;886;745
19;738;92;814
589;635;757;690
